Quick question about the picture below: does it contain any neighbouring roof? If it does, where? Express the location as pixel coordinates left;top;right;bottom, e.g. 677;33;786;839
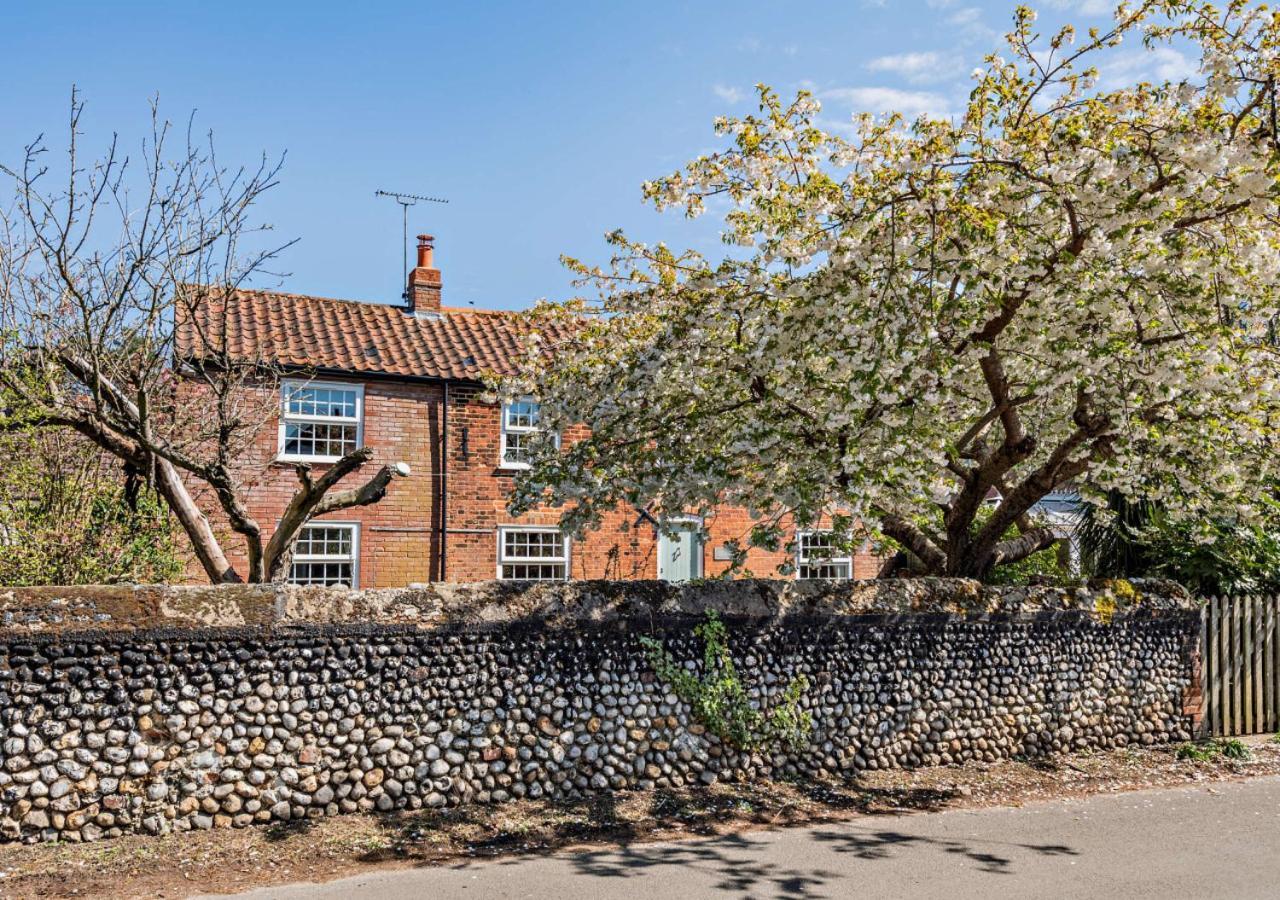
176;288;546;382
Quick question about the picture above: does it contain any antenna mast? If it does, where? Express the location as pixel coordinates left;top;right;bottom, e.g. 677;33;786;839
375;190;449;290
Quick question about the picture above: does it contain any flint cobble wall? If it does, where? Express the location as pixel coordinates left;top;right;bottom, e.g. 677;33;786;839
0;581;1200;843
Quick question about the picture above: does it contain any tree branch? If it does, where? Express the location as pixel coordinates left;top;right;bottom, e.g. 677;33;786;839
260;447;401;582
989;526;1059;568
880;514;947;573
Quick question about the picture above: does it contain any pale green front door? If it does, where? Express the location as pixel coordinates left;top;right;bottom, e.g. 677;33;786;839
658;520;703;582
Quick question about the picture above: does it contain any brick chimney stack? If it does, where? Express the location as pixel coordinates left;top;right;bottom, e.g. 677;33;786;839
406;234;442;313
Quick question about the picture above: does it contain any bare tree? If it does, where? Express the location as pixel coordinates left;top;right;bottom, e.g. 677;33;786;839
0;92;401;583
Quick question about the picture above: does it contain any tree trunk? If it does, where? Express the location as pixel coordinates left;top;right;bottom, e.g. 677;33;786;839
153;457;241;583
261;449;397;582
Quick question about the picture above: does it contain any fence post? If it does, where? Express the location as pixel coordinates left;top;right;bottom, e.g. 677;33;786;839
1223;594;1233;737
1254;596;1264;733
1264;599;1274;732
1197;601;1209;738
1233;598;1244;736
1213;594;1223;737
1245;596;1255;734
1210;597;1221;737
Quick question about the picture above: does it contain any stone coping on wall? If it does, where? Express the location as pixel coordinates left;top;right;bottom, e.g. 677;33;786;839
0;611;1206;651
0;577;1197;636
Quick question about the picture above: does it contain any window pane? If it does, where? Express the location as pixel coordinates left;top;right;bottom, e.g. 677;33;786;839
288;561;354;587
503;529;564;559
284;422;358;458
286;385;358;419
799;532;835;557
796;531;851;579
504;400;540;430
798;561;851;580
295;526;352;557
499;529;567;580
289;524;356;587
501;562;566;581
502;432;530;466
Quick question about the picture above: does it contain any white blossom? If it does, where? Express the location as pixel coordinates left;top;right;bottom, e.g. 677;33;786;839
505;1;1280;579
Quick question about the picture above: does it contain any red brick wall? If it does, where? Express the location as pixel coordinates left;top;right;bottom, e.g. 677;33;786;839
197;376;442;587
188;376;880;587
699;508;883;580
435;383;658;581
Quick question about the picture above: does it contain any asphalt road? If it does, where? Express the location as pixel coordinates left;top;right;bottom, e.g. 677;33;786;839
210;776;1280;900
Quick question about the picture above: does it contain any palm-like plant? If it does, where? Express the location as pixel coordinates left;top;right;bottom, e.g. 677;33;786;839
1077;491;1280;596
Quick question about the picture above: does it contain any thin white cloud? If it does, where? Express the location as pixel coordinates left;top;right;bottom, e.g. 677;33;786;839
1098;46;1198;88
1043;0;1115;15
947;7;982;25
712;84;745;104
736;36;801;56
866;50;966;84
821;86;953;119
946;6;999;44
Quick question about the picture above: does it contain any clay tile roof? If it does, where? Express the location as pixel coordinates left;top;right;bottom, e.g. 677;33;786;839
176;288;547;382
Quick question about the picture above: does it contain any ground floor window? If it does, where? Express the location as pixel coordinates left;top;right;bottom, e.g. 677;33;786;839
289;523;359;587
796;530;852;579
498;526;569;581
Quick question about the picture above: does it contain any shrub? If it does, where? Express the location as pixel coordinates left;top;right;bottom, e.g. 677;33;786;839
1079;491;1280;595
639;610;812;753
0;428;184;585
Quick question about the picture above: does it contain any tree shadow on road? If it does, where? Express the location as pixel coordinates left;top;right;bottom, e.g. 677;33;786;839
555;823;1080;898
567;830;839;899
809;825;1079;875
352;778;1079;898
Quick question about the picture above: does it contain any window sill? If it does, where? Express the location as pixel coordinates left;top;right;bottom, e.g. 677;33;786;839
276;454;345;465
496;463;532;472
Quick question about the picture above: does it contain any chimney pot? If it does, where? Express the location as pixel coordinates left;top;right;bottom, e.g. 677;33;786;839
406;233;442;313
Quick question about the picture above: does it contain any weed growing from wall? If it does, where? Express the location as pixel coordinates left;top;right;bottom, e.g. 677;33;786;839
639;610;812;753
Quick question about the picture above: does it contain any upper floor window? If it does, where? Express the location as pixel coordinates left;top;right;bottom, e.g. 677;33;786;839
499;398;557;469
288;523;359;587
497;526;569;580
279;381;363;462
795;530;852;579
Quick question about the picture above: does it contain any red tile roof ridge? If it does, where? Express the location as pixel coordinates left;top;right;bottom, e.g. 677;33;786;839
229;286;530;318
176;285;564;382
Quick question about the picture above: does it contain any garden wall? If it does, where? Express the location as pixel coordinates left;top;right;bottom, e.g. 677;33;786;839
0;579;1200;843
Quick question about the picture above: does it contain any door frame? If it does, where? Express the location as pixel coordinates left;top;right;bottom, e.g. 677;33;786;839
656;515;705;581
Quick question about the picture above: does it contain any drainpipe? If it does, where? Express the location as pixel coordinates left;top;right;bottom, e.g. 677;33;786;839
440;381;449;581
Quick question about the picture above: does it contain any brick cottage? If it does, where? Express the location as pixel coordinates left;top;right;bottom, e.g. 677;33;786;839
177;235;881;588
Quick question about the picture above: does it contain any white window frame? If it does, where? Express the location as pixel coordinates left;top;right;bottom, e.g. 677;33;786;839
496;525;571;581
288;521;360;588
498;397;559;470
795;529;853;580
277;379;364;463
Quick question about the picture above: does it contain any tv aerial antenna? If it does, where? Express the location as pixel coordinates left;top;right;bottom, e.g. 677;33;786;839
375;189;449;285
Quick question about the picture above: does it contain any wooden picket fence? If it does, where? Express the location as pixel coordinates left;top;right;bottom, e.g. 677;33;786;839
1201;596;1280;737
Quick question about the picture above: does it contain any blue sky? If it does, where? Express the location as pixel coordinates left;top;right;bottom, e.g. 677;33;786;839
1;1;1189;310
